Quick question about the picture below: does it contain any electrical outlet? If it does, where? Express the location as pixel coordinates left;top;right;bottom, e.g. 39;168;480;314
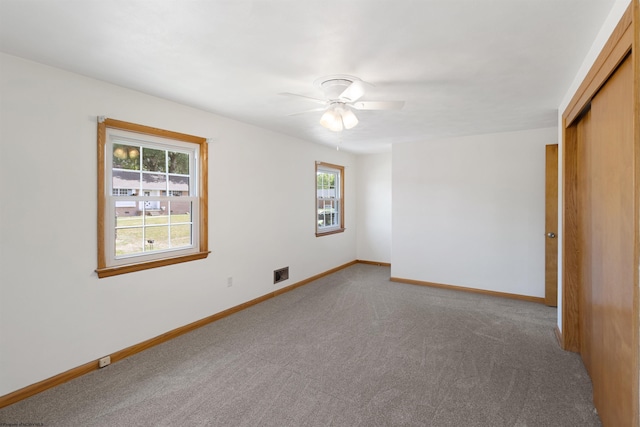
227;276;233;287
99;356;111;368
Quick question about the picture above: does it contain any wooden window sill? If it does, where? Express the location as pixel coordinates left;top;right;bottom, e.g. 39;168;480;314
96;251;210;278
316;228;345;237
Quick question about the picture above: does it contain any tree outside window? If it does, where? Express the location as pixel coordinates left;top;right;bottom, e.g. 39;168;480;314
316;162;344;236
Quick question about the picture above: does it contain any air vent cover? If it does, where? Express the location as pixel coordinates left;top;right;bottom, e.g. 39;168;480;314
274;267;289;284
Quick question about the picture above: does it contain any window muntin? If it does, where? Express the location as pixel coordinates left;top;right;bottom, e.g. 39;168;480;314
316;162;344;236
97;118;209;278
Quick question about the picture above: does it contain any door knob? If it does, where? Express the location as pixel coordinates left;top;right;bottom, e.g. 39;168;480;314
547;232;556;238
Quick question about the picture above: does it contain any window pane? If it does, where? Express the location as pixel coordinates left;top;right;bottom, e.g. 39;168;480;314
145;212;168;225
142;198;162;212
145;226;170;251
169;175;190;194
112;170;140;194
112;144;141;170
142;147;166;172
115;227;144;256
142;173;167;194
168;152;189;174
169;200;192;216
318;187;336;199
170;224;192;248
317;172;328;189
116;211;143;227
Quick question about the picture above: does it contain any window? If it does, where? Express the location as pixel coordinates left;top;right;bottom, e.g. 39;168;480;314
316;162;344;236
97;118;209;278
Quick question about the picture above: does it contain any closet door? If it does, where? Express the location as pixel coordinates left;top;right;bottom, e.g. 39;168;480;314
576;108;593;375
578;55;634;427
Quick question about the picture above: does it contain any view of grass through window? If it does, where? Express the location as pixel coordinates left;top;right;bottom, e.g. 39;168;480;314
115;213;192;256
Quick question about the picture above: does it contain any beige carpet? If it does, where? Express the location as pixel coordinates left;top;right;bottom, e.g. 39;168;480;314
0;264;600;426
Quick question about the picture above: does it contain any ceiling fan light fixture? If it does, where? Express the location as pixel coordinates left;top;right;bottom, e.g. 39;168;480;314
341;107;358;129
320;108;343;132
320;103;359;132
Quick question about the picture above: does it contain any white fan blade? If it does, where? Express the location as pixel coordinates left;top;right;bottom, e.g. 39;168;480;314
279;92;327;105
352;101;405;110
287;107;327;116
339;81;365;102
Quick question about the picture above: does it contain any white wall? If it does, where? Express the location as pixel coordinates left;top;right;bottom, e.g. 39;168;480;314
0;54;357;396
356;152;392;263
392;128;557;298
555;0;631;331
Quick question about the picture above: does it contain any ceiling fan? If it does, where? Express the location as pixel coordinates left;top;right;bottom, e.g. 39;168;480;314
281;75;405;132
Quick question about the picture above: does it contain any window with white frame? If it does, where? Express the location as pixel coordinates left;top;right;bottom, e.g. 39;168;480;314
97;118;209;278
112;188;132;196
316;162;344;236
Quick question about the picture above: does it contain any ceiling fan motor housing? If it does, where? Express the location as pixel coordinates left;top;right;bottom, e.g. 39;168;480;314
320;78;354;100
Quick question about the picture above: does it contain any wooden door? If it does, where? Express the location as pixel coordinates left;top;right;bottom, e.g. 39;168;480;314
577;55;635;427
576;108;593;375
544;145;558;306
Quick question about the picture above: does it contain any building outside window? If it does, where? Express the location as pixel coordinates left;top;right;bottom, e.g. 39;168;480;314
316;162;344;236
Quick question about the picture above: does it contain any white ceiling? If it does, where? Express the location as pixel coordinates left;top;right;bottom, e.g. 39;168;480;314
0;0;618;153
